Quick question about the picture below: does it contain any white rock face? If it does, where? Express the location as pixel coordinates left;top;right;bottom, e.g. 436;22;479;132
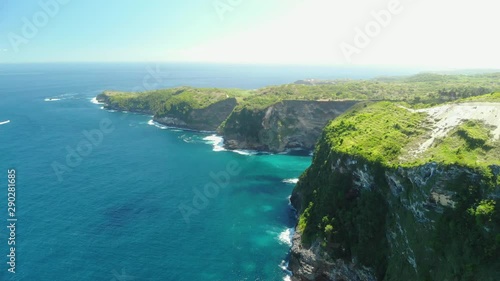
413;102;500;154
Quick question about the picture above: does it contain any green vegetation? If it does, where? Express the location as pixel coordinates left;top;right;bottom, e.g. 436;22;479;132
293;96;500;280
422;120;500;168
457;91;500;102
431;173;500;281
322;102;427;165
99;87;250;117
315;100;499;170
236;72;500;110
100;73;500;118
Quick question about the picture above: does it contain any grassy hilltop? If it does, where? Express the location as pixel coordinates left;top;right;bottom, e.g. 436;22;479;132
291;93;500;280
99;72;500;117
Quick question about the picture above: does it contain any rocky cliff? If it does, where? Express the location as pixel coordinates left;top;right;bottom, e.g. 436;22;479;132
96;89;238;131
154;98;237;131
97;90;360;151
95;75;500;153
220;100;358;152
290;100;500;281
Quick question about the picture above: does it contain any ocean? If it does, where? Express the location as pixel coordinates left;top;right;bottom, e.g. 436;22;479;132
0;63;417;280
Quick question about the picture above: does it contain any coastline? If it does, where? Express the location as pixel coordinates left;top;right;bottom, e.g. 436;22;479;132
91;95;309;280
93;95;315;156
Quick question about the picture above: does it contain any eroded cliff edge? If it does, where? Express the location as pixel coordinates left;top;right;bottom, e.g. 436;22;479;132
290;98;500;281
220;100;358;152
96;89;359;151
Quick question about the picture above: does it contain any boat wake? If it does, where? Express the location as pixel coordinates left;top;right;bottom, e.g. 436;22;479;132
0;120;10;126
44;93;82;102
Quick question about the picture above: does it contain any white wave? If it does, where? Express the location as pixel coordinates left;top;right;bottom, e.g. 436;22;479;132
148;119;169;130
280;260;293;279
0;120;10;125
232;149;259;156
107;109;117;113
278;228;295;246
90;97;104;105
283;178;299;184
203;134;226;152
44;98;61;102
279;260;289;271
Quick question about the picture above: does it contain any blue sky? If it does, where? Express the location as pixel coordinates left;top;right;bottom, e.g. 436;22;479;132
0;0;499;68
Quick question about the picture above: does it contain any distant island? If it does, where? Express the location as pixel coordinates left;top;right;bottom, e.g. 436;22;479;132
97;73;500;280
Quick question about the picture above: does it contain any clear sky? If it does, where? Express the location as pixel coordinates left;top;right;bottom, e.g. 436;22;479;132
0;0;498;69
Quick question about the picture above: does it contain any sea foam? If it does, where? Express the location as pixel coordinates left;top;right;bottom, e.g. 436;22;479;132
232;149;259;156
44;98;61;102
282;178;299;184
203;135;225;152
280;260;293;280
90;97;104;105
148;119;169;130
278;228;295;246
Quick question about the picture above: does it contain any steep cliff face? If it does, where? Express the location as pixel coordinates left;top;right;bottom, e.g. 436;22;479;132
220;100;358;152
98;91;359;150
291;152;499;280
290;101;500;281
154;98;237;131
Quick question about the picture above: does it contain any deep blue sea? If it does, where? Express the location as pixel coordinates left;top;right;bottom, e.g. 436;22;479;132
0;63;418;281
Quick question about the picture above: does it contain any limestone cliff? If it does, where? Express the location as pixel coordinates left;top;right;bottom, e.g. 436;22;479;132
97;90;360;151
290;100;500;281
220;100;358;152
153;98;237;131
96;90;238;132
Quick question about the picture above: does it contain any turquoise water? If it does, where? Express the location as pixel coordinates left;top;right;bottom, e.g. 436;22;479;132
0;63;416;280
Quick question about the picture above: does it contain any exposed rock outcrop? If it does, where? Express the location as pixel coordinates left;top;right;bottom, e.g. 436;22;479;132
220;100;358;152
154;98;237;131
98;89;360;152
290;230;377;281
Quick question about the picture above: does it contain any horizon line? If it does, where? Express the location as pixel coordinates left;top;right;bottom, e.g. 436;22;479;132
0;61;499;72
